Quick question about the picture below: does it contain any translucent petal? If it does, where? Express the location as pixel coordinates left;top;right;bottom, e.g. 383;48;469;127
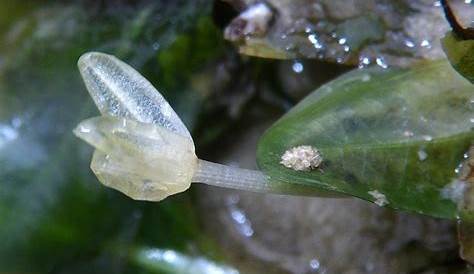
74;116;197;201
77;52;192;140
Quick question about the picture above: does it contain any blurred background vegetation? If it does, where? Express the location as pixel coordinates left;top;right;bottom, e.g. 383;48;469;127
1;1;473;273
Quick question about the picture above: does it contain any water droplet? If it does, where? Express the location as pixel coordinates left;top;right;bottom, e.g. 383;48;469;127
343;45;350;52
309;259;320;270
0;123;19;148
338;38;346;45
418;149;428;161
227;197;254;237
420;39;431;48
455;163;463;174
152;42;160;51
403;130;414;137
404;40;415;48
162;250;178;263
308;34;323;49
376;57;388;69
231;209;247;224
359;56;370;68
242;225;254;237
292;61;304;73
422;135;433;141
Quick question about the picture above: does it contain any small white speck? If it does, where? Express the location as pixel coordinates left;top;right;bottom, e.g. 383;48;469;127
455;163;463;174
280;145;322;171
231;209;246;224
418;149;428;161
338;38;347;45
404;40;415;48
162;250;178;263
420;40;431;48
422;135;433;141
403;130;414;137
308;34;323;49
376;57;388;69
368;190;388;207
361;57;370;65
359;57;371;68
309;259;320;270
292;62;304;73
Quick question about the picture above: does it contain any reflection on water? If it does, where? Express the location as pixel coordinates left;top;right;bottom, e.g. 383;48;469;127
226;194;254;238
0;116;22;148
136;248;240;274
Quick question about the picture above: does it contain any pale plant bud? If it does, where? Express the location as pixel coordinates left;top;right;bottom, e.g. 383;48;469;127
74;116;197;201
74;52;270;201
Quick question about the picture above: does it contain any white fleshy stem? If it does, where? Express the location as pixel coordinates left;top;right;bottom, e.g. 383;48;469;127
192;159;272;192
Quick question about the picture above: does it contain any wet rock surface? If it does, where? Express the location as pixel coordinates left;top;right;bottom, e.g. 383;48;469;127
223;0;474;67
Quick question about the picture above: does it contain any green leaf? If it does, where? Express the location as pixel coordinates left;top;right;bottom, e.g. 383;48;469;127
442;31;474;84
257;60;474;219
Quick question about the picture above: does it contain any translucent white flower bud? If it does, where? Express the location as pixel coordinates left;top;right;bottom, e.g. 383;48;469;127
74;52;270;201
74;115;197;201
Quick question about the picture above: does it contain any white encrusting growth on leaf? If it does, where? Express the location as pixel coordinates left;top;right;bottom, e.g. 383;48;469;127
280;145;322;171
368;190;388;207
74;52;270;201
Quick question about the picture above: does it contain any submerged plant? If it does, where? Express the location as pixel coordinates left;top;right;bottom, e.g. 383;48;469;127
74;52;273;201
75;51;474;217
75;44;474;261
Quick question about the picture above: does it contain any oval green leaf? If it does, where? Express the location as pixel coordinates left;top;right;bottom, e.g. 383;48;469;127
257;60;474;219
